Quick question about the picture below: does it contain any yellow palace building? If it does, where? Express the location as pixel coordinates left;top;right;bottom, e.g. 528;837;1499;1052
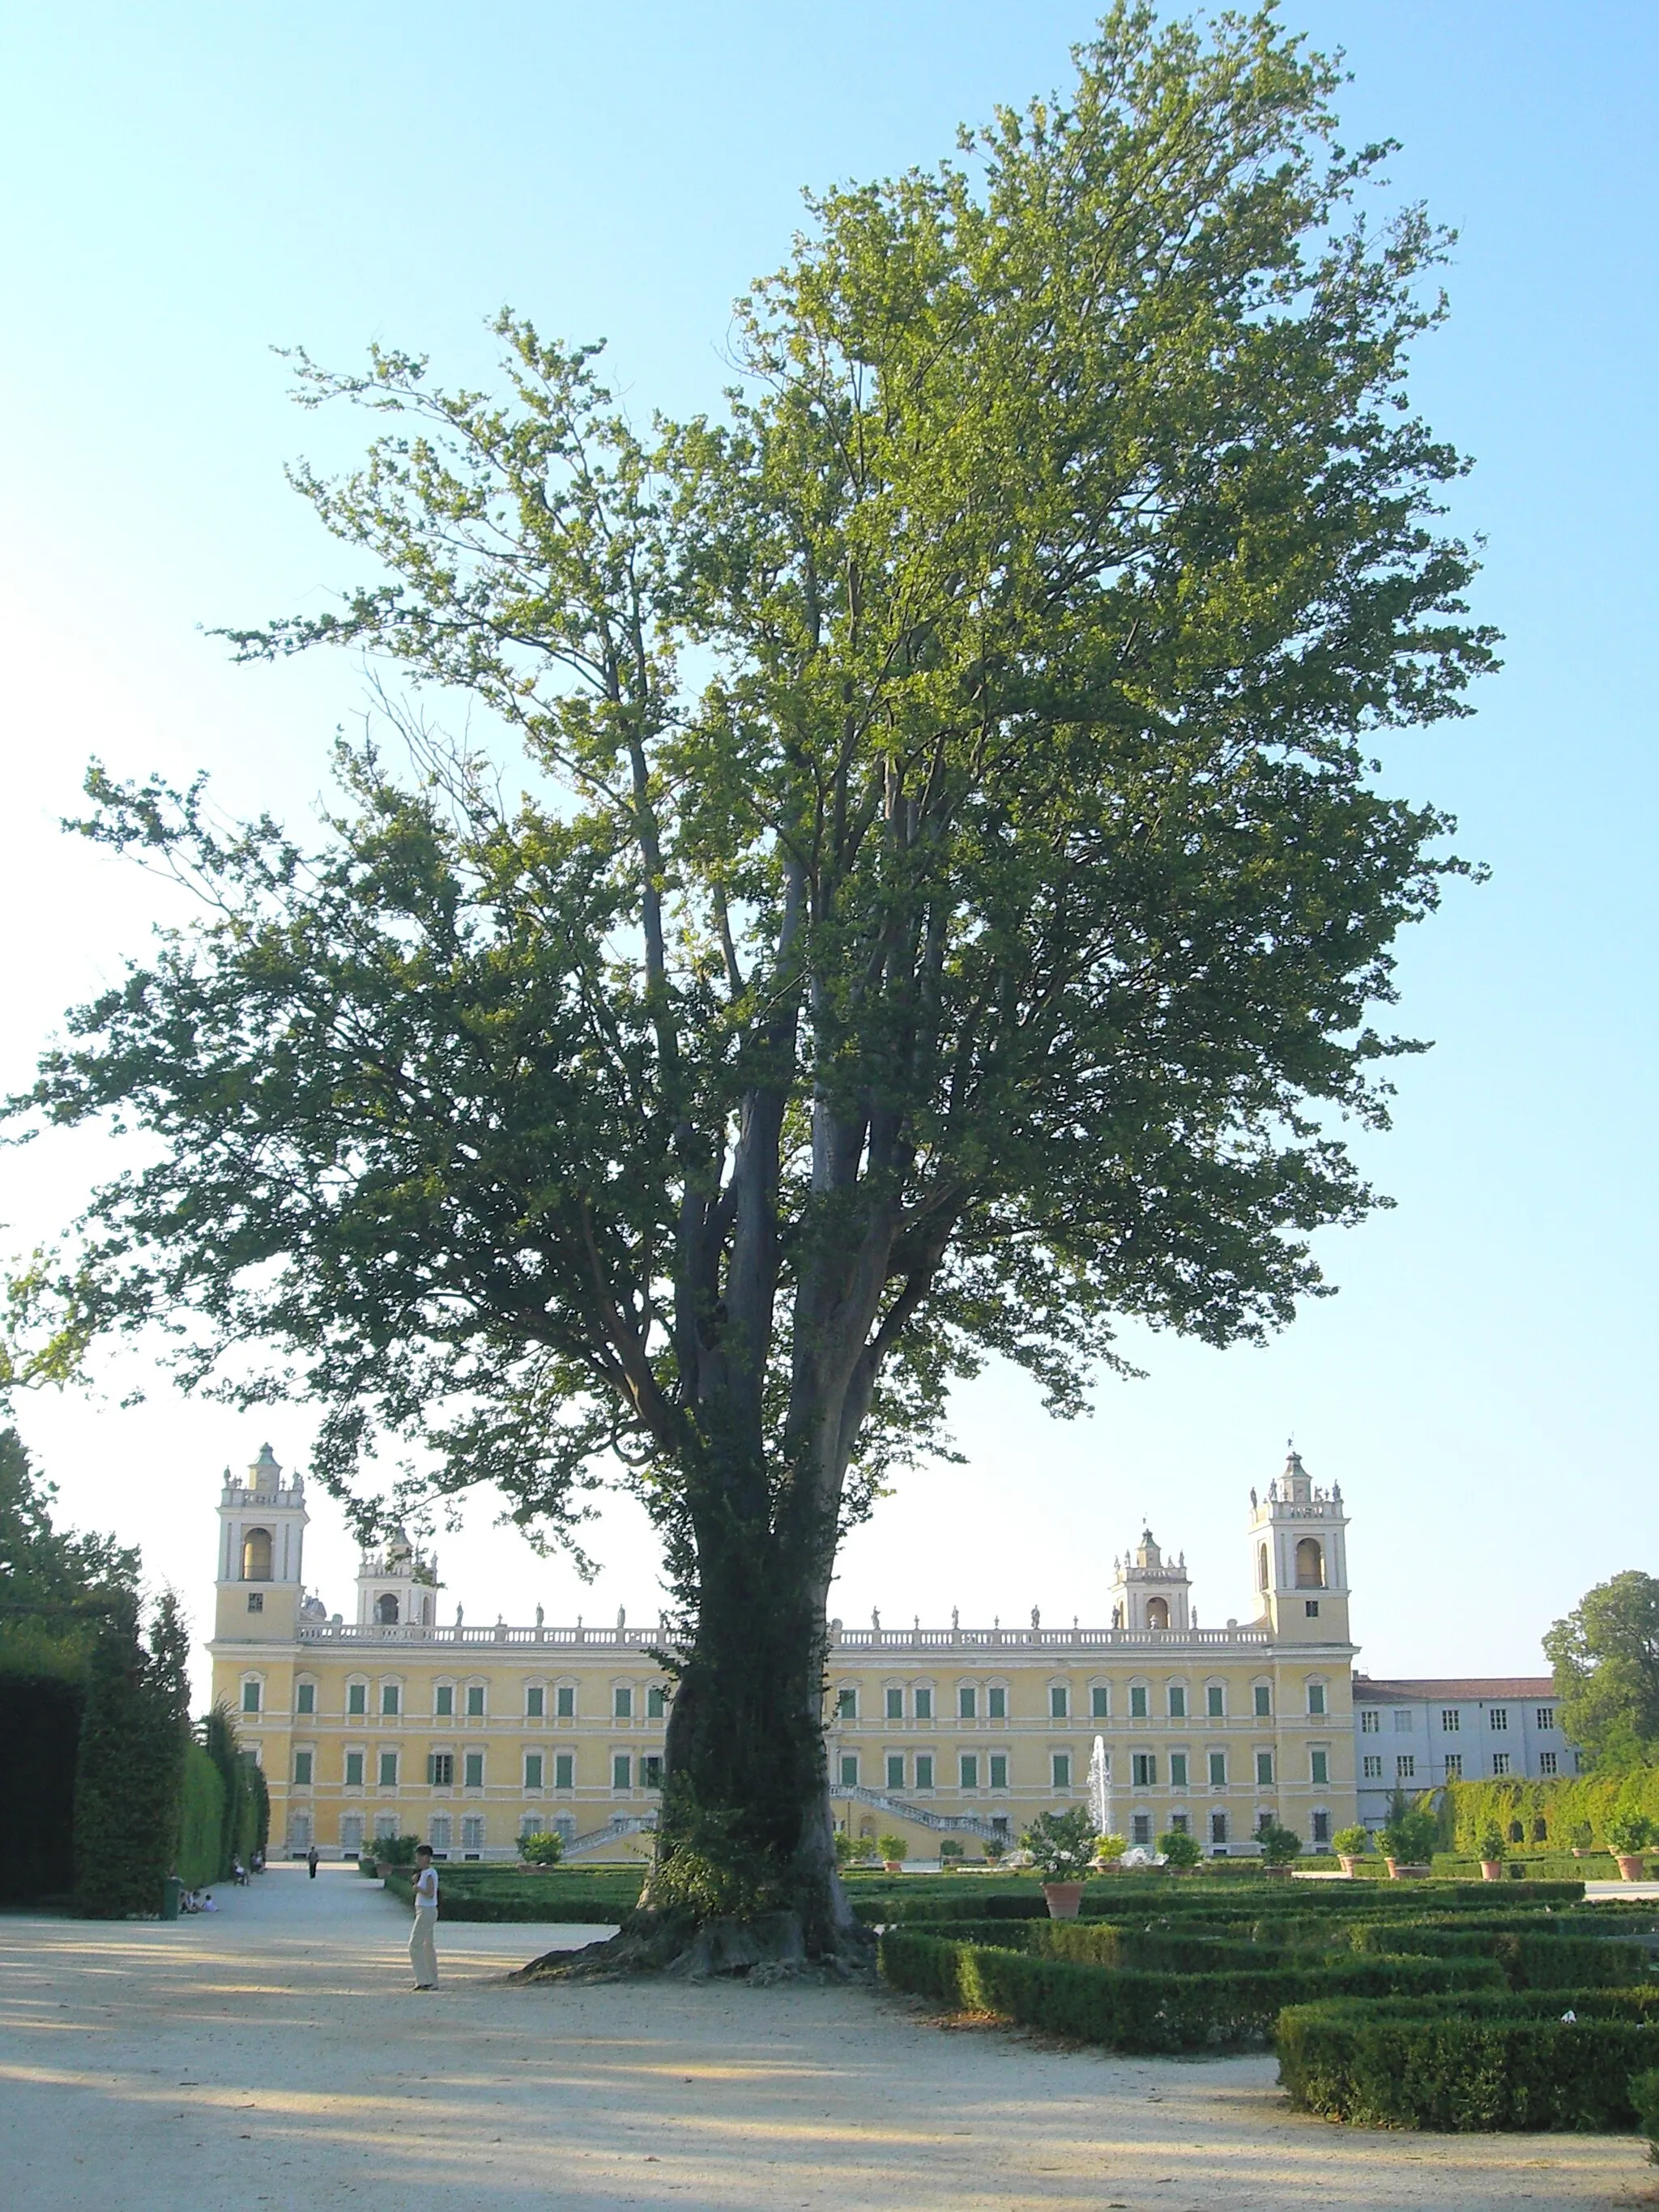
209;1445;1358;1864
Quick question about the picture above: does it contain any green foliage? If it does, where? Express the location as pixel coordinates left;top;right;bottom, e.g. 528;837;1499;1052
1440;1768;1659;1859
937;1839;963;1864
1094;1834;1127;1864
1478;1827;1508;1862
518;1830;564;1866
1257;1822;1303;1865
1606;1809;1654;1856
1158;1829;1202;1869
177;1745;226;1888
0;1673;84;1900
1630;2069;1659;2163
0;1426;139;1681
1380;1788;1439;1865
1332;1826;1370;1857
1277;1992;1659;2129
202;1703;259;1878
375;1832;420;1866
71;1593;191;1916
1545;1571;1659;1771
1022;1809;1098;1879
876;1835;908;1864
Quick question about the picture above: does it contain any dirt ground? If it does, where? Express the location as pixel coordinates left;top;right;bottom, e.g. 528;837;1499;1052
2;1863;1654;2211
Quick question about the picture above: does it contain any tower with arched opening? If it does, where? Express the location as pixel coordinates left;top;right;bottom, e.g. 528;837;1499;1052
1247;1447;1351;1645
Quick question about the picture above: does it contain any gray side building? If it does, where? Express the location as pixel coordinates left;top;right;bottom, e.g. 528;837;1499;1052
1352;1675;1581;1830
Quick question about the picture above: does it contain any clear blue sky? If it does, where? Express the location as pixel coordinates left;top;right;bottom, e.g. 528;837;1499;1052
2;2;1655;1701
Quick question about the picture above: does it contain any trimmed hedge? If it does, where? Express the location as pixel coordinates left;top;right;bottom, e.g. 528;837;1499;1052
1631;2069;1659;2160
382;1868;638;1922
877;1929;1504;2052
177;1745;227;1888
1343;1921;1650;1990
1278;1991;1659;2129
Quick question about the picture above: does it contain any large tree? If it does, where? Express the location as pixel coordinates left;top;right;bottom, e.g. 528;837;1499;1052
13;11;1494;1957
1545;1573;1659;1773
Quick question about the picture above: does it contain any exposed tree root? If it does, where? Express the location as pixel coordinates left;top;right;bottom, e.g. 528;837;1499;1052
510;1910;876;1987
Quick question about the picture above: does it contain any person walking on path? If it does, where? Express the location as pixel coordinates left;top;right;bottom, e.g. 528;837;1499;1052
307;1846;320;1880
409;1844;439;1989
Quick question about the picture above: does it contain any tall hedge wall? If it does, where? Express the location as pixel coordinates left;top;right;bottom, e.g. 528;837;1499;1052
176;1745;227;1888
0;1673;85;1901
1439;1767;1659;1853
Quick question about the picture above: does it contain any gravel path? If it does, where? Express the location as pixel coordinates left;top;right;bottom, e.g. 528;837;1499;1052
1;1864;1653;2210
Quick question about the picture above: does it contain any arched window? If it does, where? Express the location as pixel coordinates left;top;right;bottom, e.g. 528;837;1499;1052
376;1592;400;1624
241;1527;273;1582
1294;1538;1324;1589
1145;1596;1170;1631
1257;1544;1270;1592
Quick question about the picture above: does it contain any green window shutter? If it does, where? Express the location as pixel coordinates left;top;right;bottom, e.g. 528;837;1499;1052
838;1754;858;1788
467;1685;485;1717
1169;1753;1188;1788
915;1755;933;1790
378;1751;398;1788
915;1689;932;1721
527;1686;544;1719
958;1686;976;1720
988;1687;1006;1720
989;1754;1008;1790
293;1751;312;1785
1051;1754;1071;1789
241;1681;261;1714
1209;1751;1226;1787
1090;1686;1108;1719
1050;1686;1068;1720
347;1682;366;1716
1254;1685;1271;1718
959;1754;978;1789
1207;1685;1225;1718
382;1684;399;1716
1256;1751;1274;1785
1168;1687;1186;1719
837;1688;856;1720
296;1682;314;1715
614;1686;633;1720
886;1754;905;1789
554;1753;574;1789
1129;1685;1147;1719
642;1755;663;1788
435;1684;453;1716
464;1751;484;1788
647;1685;667;1719
1311;1750;1328;1785
344;1751;364;1787
556;1686;574;1719
886;1688;904;1720
525;1754;543;1788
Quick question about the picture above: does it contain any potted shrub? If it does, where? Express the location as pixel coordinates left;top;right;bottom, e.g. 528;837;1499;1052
1022;1809;1097;1917
1379;1789;1435;1878
1158;1828;1201;1873
1569;1822;1594;1860
938;1838;964;1872
1477;1826;1508;1882
518;1830;563;1869
981;1835;1006;1865
1256;1822;1303;1874
1331;1824;1370;1877
1606;1809;1654;1882
877;1833;908;1875
1092;1832;1127;1873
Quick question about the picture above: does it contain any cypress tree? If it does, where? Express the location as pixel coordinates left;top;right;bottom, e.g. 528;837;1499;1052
71;1592;191;1916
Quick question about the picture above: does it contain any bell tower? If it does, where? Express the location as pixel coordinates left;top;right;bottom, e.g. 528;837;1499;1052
1108;1529;1192;1633
356;1528;439;1628
1248;1447;1350;1644
214;1443;309;1643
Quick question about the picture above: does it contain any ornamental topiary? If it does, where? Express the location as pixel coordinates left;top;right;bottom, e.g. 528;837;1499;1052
1478;1827;1508;1862
519;1831;564;1866
1606;1810;1654;1856
1021;1809;1098;1880
1257;1822;1303;1865
1158;1828;1202;1869
1332;1826;1370;1858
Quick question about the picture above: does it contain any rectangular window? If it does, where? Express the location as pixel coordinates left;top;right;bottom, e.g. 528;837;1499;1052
378;1750;399;1788
885;1687;904;1720
959;1754;979;1789
1254;1686;1272;1719
1491;1752;1510;1776
293;1750;313;1786
1396;1754;1415;1780
989;1754;1008;1790
915;1754;934;1790
1132;1751;1156;1788
1310;1749;1328;1785
1363;1754;1383;1779
1307;1682;1326;1717
1536;1707;1556;1731
523;1752;544;1790
241;1681;261;1715
246;1592;262;1613
466;1685;484;1718
1256;1750;1274;1786
556;1686;574;1719
1304;1600;1320;1617
836;1688;857;1721
613;1754;633;1789
1444;1753;1462;1779
435;1684;454;1717
1360;1707;1379;1733
461;1815;484;1851
1209;1811;1228;1846
1539;1750;1557;1775
1169;1752;1188;1789
295;1681;315;1715
1129;1685;1148;1720
614;1686;633;1720
381;1684;400;1717
1490;1707;1509;1731
1207;1685;1225;1719
914;1687;933;1721
1439;1707;1460;1733
1392;1709;1413;1732
1090;1686;1108;1720
339;1813;365;1852
1051;1753;1072;1789
1132;1812;1151;1847
647;1685;667;1720
462;1750;484;1788
886;1753;905;1790
838;1754;859;1788
1049;1686;1069;1720
1208;1750;1227;1787
1311;1809;1330;1844
554;1753;574;1790
988;1686;1007;1721
958;1686;977;1720
428;1752;454;1786
345;1750;365;1788
526;1686;544;1720
1168;1686;1187;1720
642;1755;663;1789
1170;1811;1189;1835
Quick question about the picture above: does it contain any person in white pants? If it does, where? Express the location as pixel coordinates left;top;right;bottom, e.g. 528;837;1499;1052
409;1845;439;1988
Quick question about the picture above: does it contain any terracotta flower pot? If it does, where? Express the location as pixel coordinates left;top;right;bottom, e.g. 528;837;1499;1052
1337;1854;1363;1877
883;1860;904;1874
1042;1880;1085;1920
1384;1858;1429;1880
1615;1853;1648;1882
1479;1859;1503;1881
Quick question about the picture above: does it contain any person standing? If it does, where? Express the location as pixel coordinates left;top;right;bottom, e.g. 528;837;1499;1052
409;1844;439;1989
307;1845;320;1881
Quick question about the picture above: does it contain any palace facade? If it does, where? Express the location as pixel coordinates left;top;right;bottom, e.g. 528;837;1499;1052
210;1444;1371;1861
